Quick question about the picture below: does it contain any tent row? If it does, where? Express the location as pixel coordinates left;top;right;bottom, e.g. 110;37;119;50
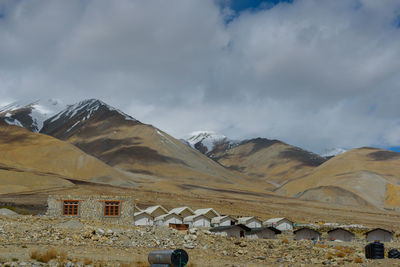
293;227;394;242
134;205;294;231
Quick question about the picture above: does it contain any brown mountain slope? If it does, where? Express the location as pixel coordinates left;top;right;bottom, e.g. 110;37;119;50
211;138;326;187
276;147;400;209
40;100;262;192
0;123;137;194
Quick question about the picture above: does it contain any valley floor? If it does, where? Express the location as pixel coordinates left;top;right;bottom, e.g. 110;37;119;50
1;215;400;266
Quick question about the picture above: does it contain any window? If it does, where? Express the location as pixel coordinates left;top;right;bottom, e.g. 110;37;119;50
63;201;79;216
104;201;120;217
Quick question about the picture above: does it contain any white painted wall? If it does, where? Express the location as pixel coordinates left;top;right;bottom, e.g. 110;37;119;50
134;213;153;226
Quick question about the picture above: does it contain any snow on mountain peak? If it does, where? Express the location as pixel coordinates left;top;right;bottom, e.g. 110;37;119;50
186;131;230;153
320;148;347;158
48;99;137;124
0;99;65;132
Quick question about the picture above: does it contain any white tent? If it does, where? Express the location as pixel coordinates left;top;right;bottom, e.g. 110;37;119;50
237;217;262;228
134;211;154;226
154;213;183;226
184;214;211;227
263;218;293;231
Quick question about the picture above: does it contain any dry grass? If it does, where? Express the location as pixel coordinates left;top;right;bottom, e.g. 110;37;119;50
327;252;334;260
83;258;92;265
122;263;146;267
282;238;289;244
354;257;363;263
336;251;346;258
30;248;61;263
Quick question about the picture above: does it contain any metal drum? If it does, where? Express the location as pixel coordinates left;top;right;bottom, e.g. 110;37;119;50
148;249;189;267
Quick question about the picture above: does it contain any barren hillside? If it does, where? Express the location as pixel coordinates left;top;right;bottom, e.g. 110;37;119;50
277;147;400;209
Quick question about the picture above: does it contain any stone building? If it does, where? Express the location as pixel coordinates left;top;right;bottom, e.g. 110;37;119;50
47;195;135;224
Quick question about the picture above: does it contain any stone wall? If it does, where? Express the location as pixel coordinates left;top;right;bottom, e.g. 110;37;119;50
47;195;135;224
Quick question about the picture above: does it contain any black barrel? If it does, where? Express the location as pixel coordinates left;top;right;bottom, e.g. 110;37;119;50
365;241;384;259
148;249;189;267
388;249;400;259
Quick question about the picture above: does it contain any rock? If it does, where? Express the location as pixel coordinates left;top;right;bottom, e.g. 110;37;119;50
183;243;195;249
189;228;198;234
0;208;18;216
255;256;266;260
96;228;105;236
57;220;84;230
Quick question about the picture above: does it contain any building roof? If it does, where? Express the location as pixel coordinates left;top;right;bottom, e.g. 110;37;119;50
183;214;210;223
293;227;321;235
211;215;236;224
237;216;260;224
247;227;282;235
143;205;168;215
327;228;355;235
264;218;293;224
169;207;195;215
134;211;153;217
209;224;251;232
365;228;394;235
154;213;182;222
194;208;220;217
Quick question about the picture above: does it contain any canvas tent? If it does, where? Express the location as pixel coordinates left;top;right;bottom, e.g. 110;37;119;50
134;211;154;226
143;205;168;218
366;228;393;242
210;224;251;238
183;214;211;227
264;218;293;231
211;216;236;227
328;228;354;242
169;207;195;218
154;213;183;226
294;228;321;241
245;227;281;239
194;208;219;219
237;217;262;228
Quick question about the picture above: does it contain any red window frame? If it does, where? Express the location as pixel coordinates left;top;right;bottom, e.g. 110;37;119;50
63;200;79;216
104;201;120;217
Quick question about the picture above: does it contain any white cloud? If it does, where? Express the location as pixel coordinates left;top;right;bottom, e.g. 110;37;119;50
0;0;400;152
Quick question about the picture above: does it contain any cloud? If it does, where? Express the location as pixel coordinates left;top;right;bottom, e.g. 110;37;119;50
0;0;400;152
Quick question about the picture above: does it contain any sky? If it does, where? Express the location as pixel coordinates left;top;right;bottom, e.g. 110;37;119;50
0;0;400;154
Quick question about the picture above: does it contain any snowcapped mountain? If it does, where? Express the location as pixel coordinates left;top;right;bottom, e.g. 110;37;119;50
41;99;138;138
0;99;64;132
185;131;238;156
320;148;347;158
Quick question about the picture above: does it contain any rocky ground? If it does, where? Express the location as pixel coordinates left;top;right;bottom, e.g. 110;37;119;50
1;214;400;266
